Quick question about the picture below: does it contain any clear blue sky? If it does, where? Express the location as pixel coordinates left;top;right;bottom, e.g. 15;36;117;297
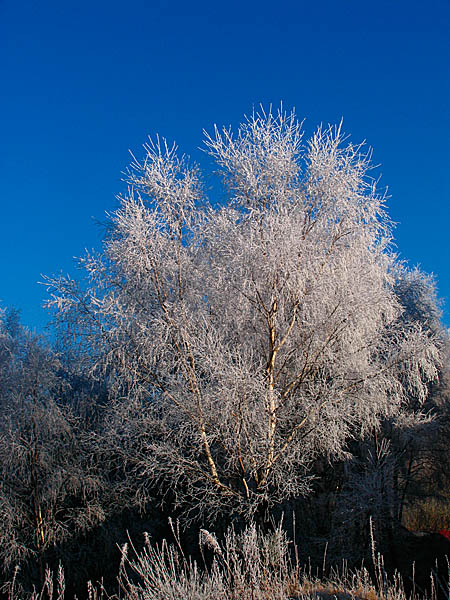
1;0;449;331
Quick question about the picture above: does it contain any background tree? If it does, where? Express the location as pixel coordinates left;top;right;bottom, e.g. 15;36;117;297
0;308;105;582
45;108;442;524
316;269;447;567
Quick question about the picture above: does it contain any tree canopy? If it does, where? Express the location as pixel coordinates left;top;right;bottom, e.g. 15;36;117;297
44;108;442;521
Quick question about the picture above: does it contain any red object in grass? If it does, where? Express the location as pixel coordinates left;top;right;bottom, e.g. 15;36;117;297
438;529;450;541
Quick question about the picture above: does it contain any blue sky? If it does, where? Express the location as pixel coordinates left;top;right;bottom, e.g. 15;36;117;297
1;0;449;331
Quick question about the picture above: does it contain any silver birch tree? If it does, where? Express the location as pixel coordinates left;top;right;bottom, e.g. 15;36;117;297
45;108;441;521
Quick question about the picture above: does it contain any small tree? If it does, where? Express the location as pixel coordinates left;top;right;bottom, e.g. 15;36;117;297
45;108;441;522
309;266;447;564
0;309;104;579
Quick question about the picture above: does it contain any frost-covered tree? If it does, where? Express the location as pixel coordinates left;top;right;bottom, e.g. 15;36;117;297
45;108;442;521
319;268;446;564
0;309;104;578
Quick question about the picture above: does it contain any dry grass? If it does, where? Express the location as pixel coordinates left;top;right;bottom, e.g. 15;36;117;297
2;520;448;600
402;498;450;532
